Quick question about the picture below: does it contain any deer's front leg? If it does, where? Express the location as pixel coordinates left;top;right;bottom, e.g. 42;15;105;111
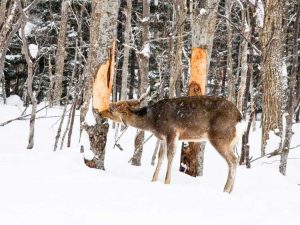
164;134;177;184
152;139;166;182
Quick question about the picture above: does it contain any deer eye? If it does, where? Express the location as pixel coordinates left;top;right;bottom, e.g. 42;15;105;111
121;111;127;115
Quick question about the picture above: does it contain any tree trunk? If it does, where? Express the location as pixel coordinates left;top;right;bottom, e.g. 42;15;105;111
81;0;119;170
121;0;132;101
279;2;300;175
180;0;220;177
260;0;283;156
236;8;250;112
52;0;70;105
225;0;235;103
0;0;19;104
131;0;150;166
169;0;185;98
20;14;37;149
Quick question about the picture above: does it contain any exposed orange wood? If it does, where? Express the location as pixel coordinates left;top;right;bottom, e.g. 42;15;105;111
189;47;208;96
93;40;116;112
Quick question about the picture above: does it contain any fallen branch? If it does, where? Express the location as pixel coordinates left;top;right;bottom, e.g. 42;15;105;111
0;105;49;126
250;144;300;163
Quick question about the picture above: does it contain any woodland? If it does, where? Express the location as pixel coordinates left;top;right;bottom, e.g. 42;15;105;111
0;0;300;216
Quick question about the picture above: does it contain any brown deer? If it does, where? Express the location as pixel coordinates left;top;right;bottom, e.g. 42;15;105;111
99;95;246;193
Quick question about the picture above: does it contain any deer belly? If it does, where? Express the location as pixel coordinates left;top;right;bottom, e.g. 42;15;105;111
178;132;209;142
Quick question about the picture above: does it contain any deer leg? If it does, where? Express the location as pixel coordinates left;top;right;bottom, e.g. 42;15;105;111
210;140;238;193
164;135;177;184
152;140;166;182
223;150;237;193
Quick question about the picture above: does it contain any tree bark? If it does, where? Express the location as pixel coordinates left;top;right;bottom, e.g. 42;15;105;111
237;8;250;112
0;0;19;104
52;0;70;105
169;0;185;98
225;0;235;103
279;2;300;175
260;0;283;156
19;12;37;149
121;0;132;101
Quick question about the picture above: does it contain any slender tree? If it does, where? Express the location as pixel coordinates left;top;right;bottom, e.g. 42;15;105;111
279;2;300;175
131;0;150;166
121;0;132;101
52;0;70;105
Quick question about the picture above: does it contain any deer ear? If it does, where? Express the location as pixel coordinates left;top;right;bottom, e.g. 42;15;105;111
127;100;140;108
128;106;147;116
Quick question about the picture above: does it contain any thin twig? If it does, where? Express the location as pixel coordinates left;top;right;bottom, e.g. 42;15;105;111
113;126;128;149
128;134;154;163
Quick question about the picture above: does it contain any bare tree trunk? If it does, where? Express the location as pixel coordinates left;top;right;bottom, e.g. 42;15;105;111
239;7;256;167
279;2;300;175
180;0;220;177
237;8;250;112
56;40;79;151
260;0;283;156
121;0;132;101
20;13;37;149
48;54;54;106
81;0;119;170
225;0;235;103
0;1;18;104
131;0;150;166
52;0;70;105
67;97;77;147
169;0;185;98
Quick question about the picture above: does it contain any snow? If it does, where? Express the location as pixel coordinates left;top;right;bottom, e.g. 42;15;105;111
5;54;22;61
140;43;150;58
5;95;23;107
68;31;77;38
141;17;149;23
29;44;38;58
85;98;96;126
0;104;300;225
199;8;207;16
18;22;36;37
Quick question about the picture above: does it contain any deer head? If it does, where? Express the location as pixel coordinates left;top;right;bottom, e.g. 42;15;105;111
99;88;150;126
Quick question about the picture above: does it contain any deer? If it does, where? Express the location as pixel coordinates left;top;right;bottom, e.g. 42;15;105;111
99;95;246;193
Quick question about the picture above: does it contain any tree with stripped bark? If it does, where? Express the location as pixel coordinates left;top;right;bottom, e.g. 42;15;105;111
80;0;119;170
180;0;220;177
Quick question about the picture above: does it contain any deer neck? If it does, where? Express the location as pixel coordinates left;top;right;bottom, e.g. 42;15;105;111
123;108;153;131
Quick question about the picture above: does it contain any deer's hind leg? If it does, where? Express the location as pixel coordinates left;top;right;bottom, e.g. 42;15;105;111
210;139;238;193
164;134;178;184
152;139;166;182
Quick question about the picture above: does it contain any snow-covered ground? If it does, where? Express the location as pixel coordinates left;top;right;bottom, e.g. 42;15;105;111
1;97;300;225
